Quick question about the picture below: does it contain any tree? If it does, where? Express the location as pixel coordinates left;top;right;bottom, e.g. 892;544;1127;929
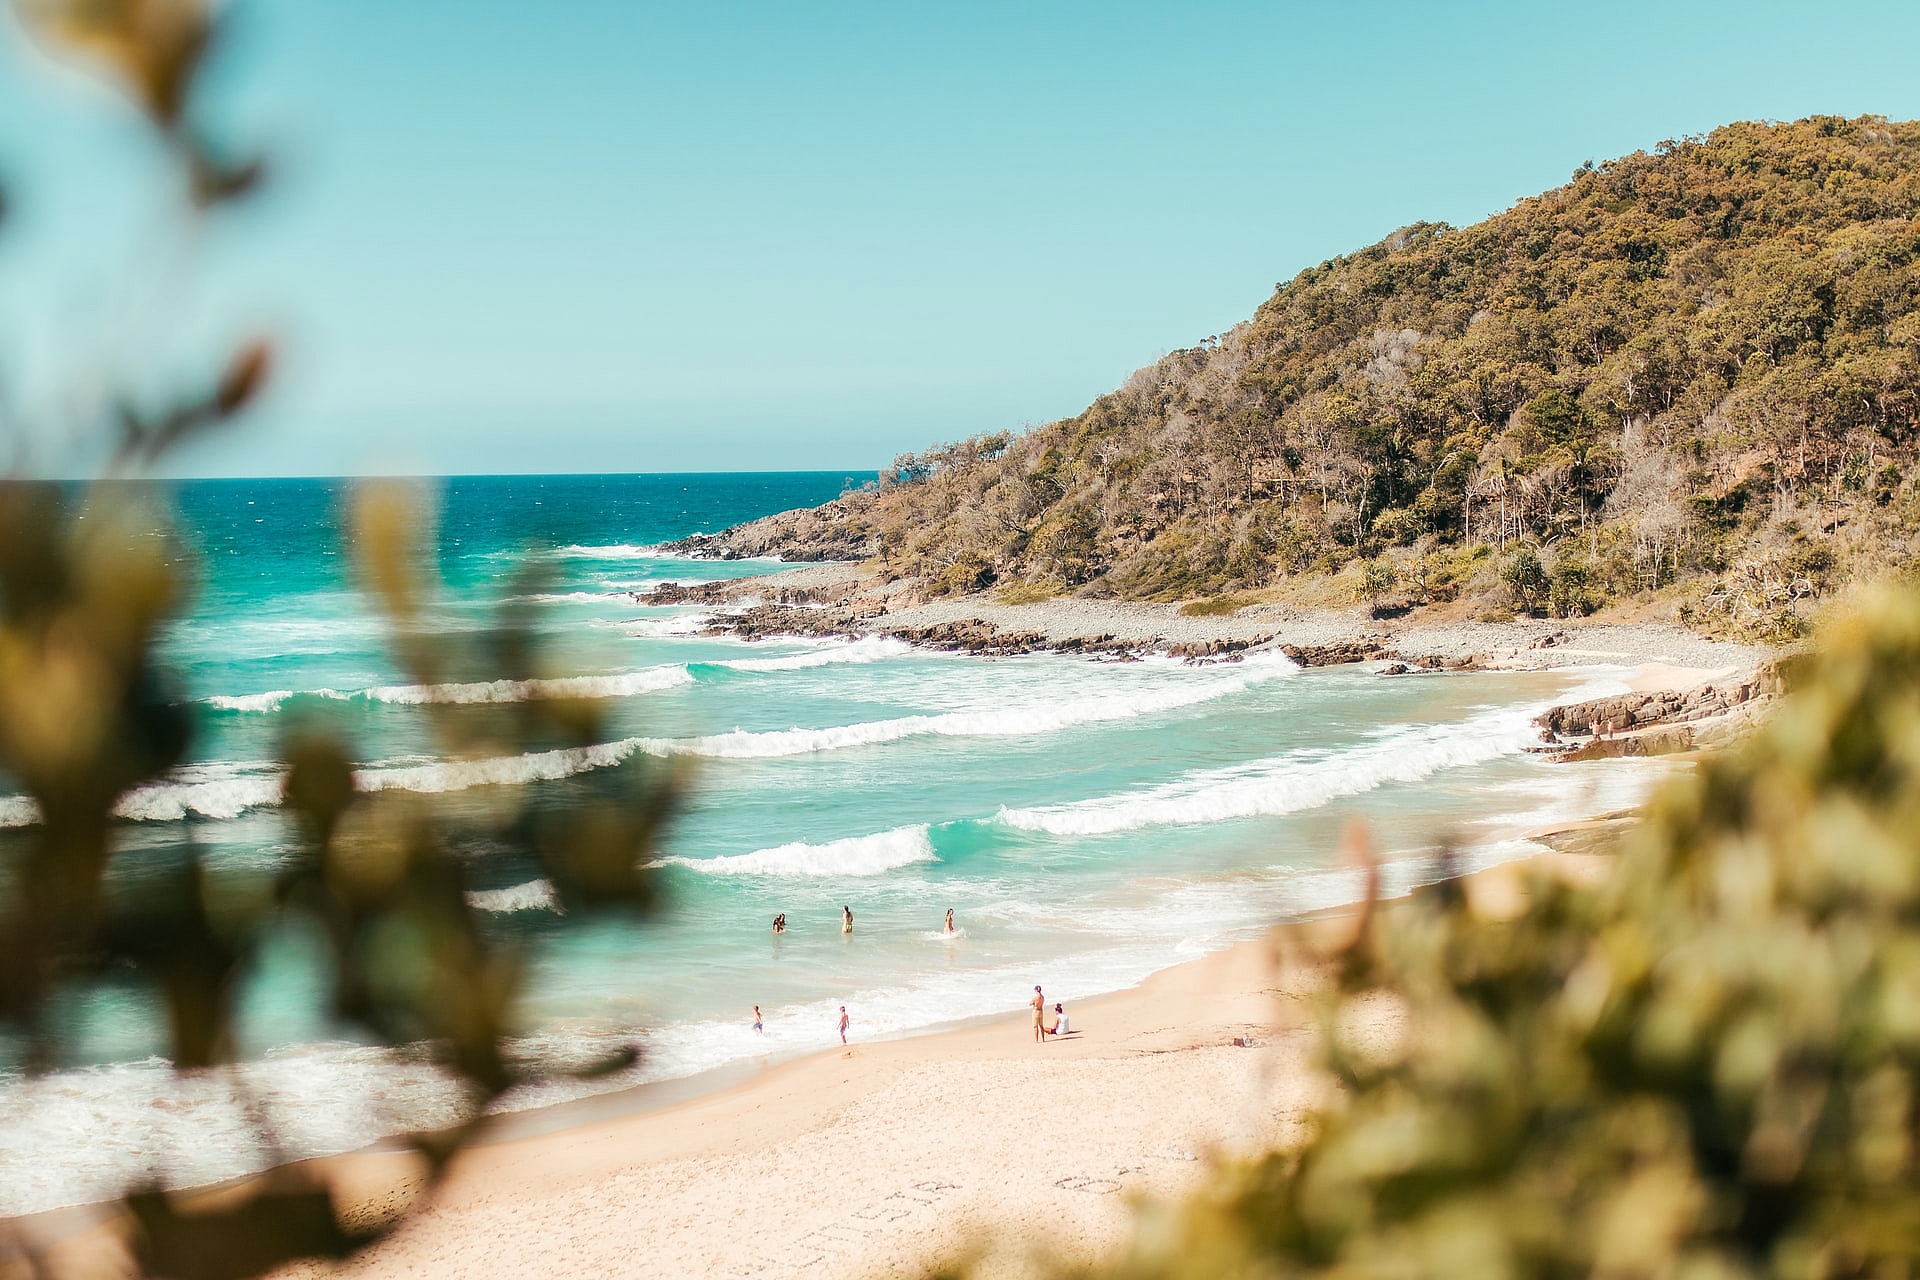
1500;544;1548;614
1356;556;1398;614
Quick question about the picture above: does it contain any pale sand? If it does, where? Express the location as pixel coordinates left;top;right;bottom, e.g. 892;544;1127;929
1625;662;1739;693
11;666;1702;1280
287;936;1315;1280
305;851;1636;1280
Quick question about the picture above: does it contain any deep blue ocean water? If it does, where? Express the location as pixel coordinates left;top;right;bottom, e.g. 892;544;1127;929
0;472;1672;1215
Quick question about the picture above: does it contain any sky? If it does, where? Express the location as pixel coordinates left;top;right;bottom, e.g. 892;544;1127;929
2;1;1920;477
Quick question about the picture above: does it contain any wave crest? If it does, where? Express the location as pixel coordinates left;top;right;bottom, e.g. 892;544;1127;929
466;879;559;913
709;636;909;673
657;824;934;877
204;665;694;714
998;705;1542;836
646;673;1268;760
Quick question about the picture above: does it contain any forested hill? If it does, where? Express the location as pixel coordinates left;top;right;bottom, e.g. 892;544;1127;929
683;116;1920;639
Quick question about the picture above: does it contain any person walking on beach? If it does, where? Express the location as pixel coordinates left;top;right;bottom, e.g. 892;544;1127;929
839;1005;850;1044
753;1005;763;1034
772;913;786;934
842;905;854;934
943;908;956;934
1031;985;1046;1043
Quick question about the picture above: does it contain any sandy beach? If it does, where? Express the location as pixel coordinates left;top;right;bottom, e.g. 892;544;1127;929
4;662;1737;1280
269;848;1616;1280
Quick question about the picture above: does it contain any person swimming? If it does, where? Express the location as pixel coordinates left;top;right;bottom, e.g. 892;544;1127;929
772;913;786;934
842;905;854;934
838;1005;850;1044
753;1005;763;1034
943;908;955;933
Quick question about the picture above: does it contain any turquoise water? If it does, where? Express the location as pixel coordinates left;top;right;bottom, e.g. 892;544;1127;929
0;474;1673;1215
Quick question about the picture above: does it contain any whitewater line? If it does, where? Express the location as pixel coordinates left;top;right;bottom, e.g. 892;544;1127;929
995;703;1548;836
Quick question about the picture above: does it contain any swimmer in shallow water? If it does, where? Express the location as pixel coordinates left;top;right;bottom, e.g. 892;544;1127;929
842;905;854;934
753;1005;763;1034
943;908;955;933
839;1005;850;1044
772;913;786;934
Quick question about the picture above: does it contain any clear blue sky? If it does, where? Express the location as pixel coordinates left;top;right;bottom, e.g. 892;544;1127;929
2;1;1918;477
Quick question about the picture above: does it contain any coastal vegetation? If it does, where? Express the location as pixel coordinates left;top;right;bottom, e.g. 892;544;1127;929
942;586;1920;1278
0;8;676;1276
700;116;1920;642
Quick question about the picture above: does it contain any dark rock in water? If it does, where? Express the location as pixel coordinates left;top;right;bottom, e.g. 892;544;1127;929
638;580;726;605
1280;639;1385;667
1165;636;1272;662
1380;663;1411;675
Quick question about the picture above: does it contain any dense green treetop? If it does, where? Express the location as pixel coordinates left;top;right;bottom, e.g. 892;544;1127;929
725;116;1920;636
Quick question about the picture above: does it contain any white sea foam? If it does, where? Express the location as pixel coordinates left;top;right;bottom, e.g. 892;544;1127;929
998;704;1545;835
359;666;695;705
358;739;645;795
643;671;1269;760
117;767;287;822
0;795;40;827
658;824;935;877
711;636;910;673
205;689;302;713
467;879;559;913
553;543;663;560
616;614;708;637
204;664;694;714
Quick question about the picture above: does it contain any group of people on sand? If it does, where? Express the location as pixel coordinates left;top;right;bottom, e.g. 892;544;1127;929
1030;985;1071;1041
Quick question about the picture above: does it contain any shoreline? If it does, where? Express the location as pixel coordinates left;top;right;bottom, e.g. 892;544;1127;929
9;863;1674;1280
2;661;1747;1278
648;560;1777;672
316;838;1623;1279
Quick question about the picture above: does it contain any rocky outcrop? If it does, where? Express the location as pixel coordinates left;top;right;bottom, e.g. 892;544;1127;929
1536;677;1769;739
667;500;876;562
702;604;857;641
1280;640;1386;667
1168;637;1271;660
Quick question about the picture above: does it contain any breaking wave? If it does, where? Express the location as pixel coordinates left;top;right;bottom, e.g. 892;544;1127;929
707;636;910;673
997;704;1545;835
204;665;694;714
466;879;559;913
643;669;1278;759
656;824;935;877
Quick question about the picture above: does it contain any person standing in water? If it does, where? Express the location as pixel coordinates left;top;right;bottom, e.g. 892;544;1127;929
839;1006;850;1044
842;905;854;934
772;913;786;935
753;1005;763;1034
1031;985;1046;1043
943;908;955;933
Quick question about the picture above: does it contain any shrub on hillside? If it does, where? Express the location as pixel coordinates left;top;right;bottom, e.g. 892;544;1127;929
940;586;1920;1278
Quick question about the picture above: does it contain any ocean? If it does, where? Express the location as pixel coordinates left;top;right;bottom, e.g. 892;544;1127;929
0;473;1670;1216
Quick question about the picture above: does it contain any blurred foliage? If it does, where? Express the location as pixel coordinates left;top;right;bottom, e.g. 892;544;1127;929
745;116;1920;617
0;5;678;1276
953;586;1920;1278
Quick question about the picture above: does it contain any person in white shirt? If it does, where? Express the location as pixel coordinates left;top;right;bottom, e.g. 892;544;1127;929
1051;1003;1070;1036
